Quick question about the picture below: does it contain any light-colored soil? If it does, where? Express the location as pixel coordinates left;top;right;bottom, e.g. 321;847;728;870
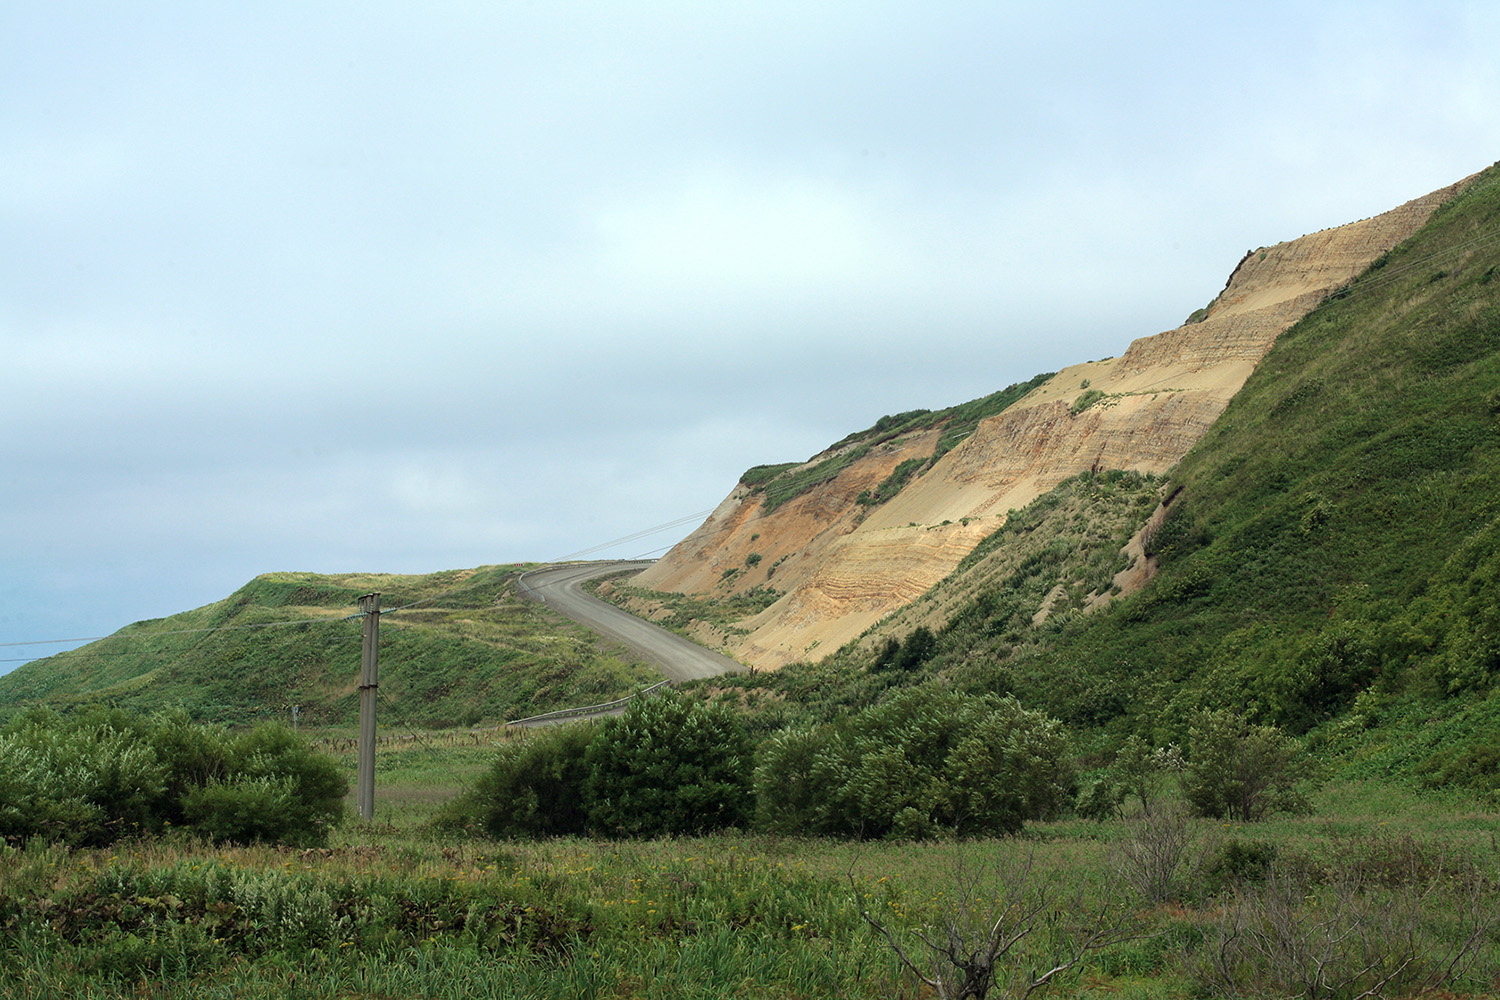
635;177;1469;670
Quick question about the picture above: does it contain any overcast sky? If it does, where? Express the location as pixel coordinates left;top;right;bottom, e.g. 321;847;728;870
3;1;1497;675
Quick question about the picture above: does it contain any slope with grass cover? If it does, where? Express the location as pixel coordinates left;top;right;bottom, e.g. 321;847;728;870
0;566;657;726
768;161;1500;794
626;174;1470;669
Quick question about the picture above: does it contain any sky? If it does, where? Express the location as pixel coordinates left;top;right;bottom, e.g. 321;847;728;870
3;1;1498;675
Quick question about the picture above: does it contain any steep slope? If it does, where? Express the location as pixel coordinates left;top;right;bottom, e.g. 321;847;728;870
634;178;1469;669
919;159;1500;766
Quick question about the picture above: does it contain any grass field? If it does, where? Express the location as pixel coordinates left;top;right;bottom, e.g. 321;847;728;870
4;729;1497;1000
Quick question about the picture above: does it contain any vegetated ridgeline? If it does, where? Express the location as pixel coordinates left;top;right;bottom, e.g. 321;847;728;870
631;176;1471;670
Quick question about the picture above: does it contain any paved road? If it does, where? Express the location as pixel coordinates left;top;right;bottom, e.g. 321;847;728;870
517;561;745;683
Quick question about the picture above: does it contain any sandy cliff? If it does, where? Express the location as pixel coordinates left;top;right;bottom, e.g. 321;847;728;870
632;179;1467;669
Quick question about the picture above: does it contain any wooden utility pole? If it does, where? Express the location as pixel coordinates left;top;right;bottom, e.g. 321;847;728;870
356;593;381;821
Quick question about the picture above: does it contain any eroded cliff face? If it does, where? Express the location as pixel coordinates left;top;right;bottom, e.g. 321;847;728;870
632;180;1467;669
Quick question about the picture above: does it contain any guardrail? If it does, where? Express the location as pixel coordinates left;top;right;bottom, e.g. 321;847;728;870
515;568;543;602
505;679;672;727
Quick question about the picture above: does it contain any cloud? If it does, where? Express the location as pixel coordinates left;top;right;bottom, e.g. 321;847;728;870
3;0;1498;673
595;168;903;299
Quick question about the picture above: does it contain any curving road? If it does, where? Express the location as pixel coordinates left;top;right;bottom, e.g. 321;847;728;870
517;561;744;683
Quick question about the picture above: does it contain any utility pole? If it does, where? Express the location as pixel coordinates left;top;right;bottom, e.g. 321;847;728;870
356;593;381;821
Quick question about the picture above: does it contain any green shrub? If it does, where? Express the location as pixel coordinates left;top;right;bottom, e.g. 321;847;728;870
444;694;756;841
0;708;167;846
1203;837;1279;892
1074;777;1122;821
754;688;1073;838
1415;737;1500;801
439;723;594;838
1182;709;1316;822
181;778;304;845
585;690;753;837
1070;389;1106;414
871;627;937;673
216;724;345;845
1109;735;1182;816
0;707;344;847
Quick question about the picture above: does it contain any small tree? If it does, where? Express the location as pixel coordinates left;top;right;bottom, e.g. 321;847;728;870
753;689;1073;839
1111;735;1183;817
0;707;344;847
1110;805;1204;904
1182;709;1315;822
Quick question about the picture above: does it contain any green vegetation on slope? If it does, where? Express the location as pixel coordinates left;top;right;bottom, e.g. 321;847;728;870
699;163;1500;801
0;565;658;727
598;578;782;640
710;470;1163;727
742;371;1055;512
739;161;1500;796
1004;163;1500;747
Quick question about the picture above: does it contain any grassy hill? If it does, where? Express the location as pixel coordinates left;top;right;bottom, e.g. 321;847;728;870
1024;161;1500;737
0;565;658;726
706;161;1500;791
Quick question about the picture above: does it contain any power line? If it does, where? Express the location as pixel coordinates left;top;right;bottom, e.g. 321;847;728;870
0;614;360;649
548;508;717;562
1332;226;1500;299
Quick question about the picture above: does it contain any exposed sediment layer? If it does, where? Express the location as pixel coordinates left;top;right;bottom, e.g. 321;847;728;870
633;179;1467;669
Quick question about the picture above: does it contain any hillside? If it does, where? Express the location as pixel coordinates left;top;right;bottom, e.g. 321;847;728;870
0;566;657;725
691;160;1500;792
623;174;1471;669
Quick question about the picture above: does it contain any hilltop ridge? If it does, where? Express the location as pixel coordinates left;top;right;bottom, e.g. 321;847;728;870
627;177;1471;669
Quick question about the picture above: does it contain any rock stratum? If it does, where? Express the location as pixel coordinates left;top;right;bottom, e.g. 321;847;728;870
631;179;1469;670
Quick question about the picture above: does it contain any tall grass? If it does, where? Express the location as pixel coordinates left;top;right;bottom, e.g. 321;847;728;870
4;741;1496;1000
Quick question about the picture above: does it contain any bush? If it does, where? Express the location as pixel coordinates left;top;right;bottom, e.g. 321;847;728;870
1109;735;1182;816
854;849;1140;1000
1182;710;1316;822
872;627;938;673
441;691;753;839
1416;736;1500;801
755;688;1073;839
1191;864;1492;999
1110;806;1204;904
0;707;345;847
584;690;753;837
439;723;593;838
1202;837;1278;892
181;778;304;845
1074;778;1122;821
220;724;346;845
1070;389;1106;415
